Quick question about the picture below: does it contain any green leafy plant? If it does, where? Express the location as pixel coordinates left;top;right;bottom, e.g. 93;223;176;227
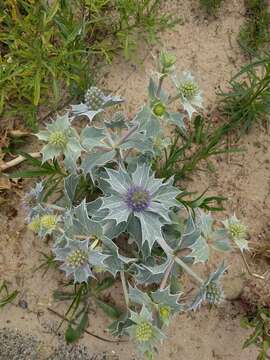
238;0;270;55
199;0;224;14
218;55;270;133
154;114;239;181
0;282;18;308
22;52;249;359
241;307;270;360
0;0;175;129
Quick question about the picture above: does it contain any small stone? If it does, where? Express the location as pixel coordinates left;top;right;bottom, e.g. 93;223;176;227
18;299;28;309
223;276;245;301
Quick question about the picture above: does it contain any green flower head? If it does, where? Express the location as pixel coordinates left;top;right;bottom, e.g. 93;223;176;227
40;214;58;230
159;51;176;73
36;113;82;165
127;305;165;356
223;214;249;252
172;72;203;119
190;262;226;310
152;102;166;117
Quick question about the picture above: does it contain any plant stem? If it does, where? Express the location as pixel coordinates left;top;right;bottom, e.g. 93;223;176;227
174;256;204;285
45;203;65;212
117;123;139;147
120;271;129;308
159;258;174;290
156;73;165;98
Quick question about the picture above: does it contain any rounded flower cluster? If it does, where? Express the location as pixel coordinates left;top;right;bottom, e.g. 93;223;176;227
85;86;105;110
206;282;223;305
135;322;154;343
67;249;88;268
48;131;68;148
126;186;151;212
159;306;170;320
40;214;58;230
180;81;199;99
228;222;247;239
152;102;166;117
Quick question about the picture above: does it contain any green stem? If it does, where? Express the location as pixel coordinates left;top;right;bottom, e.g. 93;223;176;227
174;256;204;285
120;271;129;308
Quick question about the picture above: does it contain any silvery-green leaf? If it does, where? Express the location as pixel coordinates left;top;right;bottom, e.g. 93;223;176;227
212;239;232;252
105;111;128;129
189;235;209;263
211;229;232;252
129;285;152;308
135;211;164;250
41;144;62;163
234;238;249;252
71;103;103;121
102;195;131;225
120;132;154;154
197;212;214;239
64;174;80;205
131;257;171;284
135;106;161;137
105;167;132;195
103;220;127;239
101;236;135;276
103;94;124;108
89;249;109;267
151;287;183;313
72;199;102;237
167;112;185;129
81;150;116;176
81;126;107;150
108;312;133;337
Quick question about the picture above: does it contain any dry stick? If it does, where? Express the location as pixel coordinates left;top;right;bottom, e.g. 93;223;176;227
0;152;41;172
47;307;125;343
239;250;265;280
120;271;129;308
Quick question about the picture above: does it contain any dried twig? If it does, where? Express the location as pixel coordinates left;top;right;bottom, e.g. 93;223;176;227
0;152;41;172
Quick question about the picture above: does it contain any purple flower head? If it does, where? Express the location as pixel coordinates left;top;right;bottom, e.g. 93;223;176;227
126;186;151;212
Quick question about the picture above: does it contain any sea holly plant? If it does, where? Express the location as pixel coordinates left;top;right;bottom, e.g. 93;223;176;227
25;52;249;359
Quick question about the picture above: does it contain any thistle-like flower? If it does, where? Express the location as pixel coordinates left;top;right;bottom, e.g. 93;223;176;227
127;305;165;357
172;72;203;119
159;51;176;75
71;86;123;121
53;239;92;283
190;262;226;310
100;164;180;250
36;113;82;164
223;214;249;252
53;238;108;283
27;208;59;238
40;214;58;231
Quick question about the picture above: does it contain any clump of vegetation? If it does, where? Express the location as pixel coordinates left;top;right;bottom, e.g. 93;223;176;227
241;307;270;360
199;0;224;14
218;55;270;133
0;0;175;129
238;0;270;55
0;282;18;308
21;52;250;359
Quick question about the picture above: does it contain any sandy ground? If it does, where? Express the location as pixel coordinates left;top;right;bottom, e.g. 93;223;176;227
0;0;269;359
